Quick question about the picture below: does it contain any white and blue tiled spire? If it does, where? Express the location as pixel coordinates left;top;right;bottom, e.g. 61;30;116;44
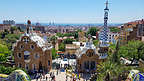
99;0;110;47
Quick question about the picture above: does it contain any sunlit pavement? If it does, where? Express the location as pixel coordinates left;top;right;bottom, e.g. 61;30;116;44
31;69;86;81
31;58;90;81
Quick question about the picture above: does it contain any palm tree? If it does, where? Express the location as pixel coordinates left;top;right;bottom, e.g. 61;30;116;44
96;61;121;81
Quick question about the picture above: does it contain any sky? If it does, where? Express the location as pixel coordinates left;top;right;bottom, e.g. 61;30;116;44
0;0;143;24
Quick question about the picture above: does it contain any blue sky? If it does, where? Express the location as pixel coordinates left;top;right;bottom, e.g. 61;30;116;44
0;0;143;23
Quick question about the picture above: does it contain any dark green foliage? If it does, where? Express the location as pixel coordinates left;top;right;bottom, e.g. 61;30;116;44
3;34;21;49
118;40;144;64
17;27;24;32
0;65;27;75
0;29;9;39
87;27;99;36
63;38;75;44
110;27;120;33
112;40;119;63
10;26;17;34
56;30;81;40
0;32;21;62
96;40;144;81
50;36;57;41
58;43;65;52
56;33;64;37
93;40;99;46
52;48;57;59
0;43;11;62
109;44;116;50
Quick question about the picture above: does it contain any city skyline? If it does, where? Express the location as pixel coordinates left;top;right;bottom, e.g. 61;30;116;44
0;0;143;23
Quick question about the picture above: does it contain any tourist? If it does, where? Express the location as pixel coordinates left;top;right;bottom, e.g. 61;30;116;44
66;75;68;81
36;77;38;81
46;76;48;81
57;70;58;75
50;72;52;77
78;74;81;80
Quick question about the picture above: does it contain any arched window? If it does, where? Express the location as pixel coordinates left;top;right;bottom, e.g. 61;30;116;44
18;63;22;68
33;64;36;71
25;64;29;70
31;45;34;50
48;60;50;66
17;53;22;58
84;61;89;69
90;61;95;70
20;45;24;49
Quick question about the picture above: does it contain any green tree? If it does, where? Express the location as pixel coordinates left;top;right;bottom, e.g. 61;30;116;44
17;27;24;32
0;65;28;75
50;36;57;48
87;27;99;36
3;34;21;50
0;29;9;39
93;40;99;46
10;26;17;34
111;40;120;63
63;38;75;44
118;40;144;64
56;33;64;37
97;61;122;81
110;27;120;33
59;43;65;52
52;48;57;59
96;61;134;81
50;36;57;41
0;43;11;62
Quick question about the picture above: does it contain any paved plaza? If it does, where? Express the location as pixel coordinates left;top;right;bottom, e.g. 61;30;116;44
31;58;92;81
31;70;86;81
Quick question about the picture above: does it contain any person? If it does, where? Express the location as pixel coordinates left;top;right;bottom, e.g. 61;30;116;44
52;75;56;81
36;77;38;81
50;72;52;77
46;76;48;81
79;74;81;80
57;70;58;75
73;78;76;81
40;76;42;81
66;75;68;81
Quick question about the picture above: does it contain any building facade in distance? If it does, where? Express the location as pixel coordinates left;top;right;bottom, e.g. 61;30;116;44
76;38;106;73
14;20;52;73
3;20;15;25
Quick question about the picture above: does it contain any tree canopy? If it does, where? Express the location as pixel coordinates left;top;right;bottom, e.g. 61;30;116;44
110;27;120;33
118;40;144;63
0;43;11;62
51;48;57;59
58;43;65;52
87;27;99;36
93;40;99;46
96;40;144;81
63;38;75;44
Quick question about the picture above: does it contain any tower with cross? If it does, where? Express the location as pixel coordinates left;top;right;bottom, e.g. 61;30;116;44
99;0;110;47
98;0;110;59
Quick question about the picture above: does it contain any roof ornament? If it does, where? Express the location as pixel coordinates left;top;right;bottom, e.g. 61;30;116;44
26;20;31;34
88;34;91;42
26;20;34;35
